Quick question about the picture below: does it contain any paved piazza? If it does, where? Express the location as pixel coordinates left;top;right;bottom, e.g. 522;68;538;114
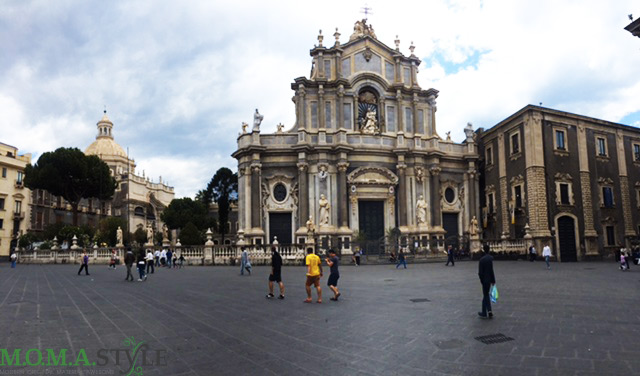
0;260;639;376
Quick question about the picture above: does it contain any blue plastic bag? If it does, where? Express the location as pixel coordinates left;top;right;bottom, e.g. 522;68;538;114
490;285;499;303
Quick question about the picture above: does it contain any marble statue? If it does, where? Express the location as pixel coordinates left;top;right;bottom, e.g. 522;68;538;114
162;224;169;240
253;109;264;131
276;123;284;132
349;19;377;41
416;195;428;225
362;110;377;134
116;226;123;245
318;165;328;181
446;131;452;141
319;194;331;226
146;225;153;244
241;122;248;133
470;216;479;236
306;215;315;234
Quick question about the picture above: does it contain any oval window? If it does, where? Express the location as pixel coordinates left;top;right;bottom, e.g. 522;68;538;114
444;187;455;203
273;183;287;202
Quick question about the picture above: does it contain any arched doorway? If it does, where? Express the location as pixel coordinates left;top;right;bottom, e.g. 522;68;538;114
557;215;577;262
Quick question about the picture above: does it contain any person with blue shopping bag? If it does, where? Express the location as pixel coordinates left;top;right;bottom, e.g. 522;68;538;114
478;244;496;319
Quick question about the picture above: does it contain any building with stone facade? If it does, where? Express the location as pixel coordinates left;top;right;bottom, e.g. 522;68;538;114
233;20;480;252
626;16;640;39
29;112;174;242
0;143;31;258
477;105;640;261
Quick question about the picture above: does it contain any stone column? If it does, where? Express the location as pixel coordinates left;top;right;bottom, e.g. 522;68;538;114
412;93;419;134
467;169;477;230
397;162;408;227
297;162;309;228
250;163;261;229
318;85;325;128
337;85;344;129
430;166;442;227
337;161;349;228
396;90;403;132
297;85;306;129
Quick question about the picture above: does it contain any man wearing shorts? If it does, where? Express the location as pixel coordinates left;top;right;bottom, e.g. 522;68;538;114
326;249;341;301
266;246;285;299
304;248;323;303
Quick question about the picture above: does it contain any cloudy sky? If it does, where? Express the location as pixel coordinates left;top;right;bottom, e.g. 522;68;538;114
2;0;639;198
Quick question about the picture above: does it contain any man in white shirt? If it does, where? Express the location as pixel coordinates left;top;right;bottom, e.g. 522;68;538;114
542;245;552;270
146;250;155;274
160;249;167;267
154;249;161;266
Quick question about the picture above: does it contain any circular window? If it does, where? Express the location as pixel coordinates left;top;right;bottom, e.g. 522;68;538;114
273;183;287;202
444;187;456;203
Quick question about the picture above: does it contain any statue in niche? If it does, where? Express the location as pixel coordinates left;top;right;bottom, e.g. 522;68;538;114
253;109;263;132
318;194;331;226
416;195;428;225
318;165;328;181
470;216;479;236
358;90;379;134
362;110;378;134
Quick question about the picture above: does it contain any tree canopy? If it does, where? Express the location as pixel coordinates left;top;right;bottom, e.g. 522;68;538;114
24;147;116;225
203;167;237;244
161;197;215;230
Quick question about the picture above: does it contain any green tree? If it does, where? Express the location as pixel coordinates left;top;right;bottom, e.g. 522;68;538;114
24;147;116;226
161;198;214;230
133;227;147;246
179;222;203;245
204;167;238;245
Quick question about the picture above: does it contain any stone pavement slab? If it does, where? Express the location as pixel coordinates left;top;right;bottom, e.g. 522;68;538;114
0;260;639;375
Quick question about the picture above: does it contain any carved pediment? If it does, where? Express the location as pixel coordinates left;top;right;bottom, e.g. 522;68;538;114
347;166;398;185
597;177;614;185
555;173;573;182
510;174;524;185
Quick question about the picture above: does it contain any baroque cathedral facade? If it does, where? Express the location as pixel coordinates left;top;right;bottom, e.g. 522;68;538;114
233;20;480;252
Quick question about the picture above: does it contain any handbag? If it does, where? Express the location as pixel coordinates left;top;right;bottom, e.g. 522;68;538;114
490;285;499;303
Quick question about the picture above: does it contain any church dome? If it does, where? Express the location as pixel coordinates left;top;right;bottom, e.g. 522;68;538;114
85;137;127;158
84;111;127;158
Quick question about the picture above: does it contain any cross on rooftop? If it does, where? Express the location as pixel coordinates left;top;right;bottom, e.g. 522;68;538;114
360;4;373;20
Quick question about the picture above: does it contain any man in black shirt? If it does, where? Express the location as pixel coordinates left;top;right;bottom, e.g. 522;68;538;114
124;247;135;282
266;247;285;299
478;244;496;318
326;249;341;301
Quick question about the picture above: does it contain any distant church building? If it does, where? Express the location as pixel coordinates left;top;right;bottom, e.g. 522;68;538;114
29;112;174;241
233;20;480;251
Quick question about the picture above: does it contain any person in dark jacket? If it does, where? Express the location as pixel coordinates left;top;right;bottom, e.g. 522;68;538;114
136;251;147;281
124;248;135;282
77;251;90;275
266;247;285;299
445;245;455;266
478;244;496;319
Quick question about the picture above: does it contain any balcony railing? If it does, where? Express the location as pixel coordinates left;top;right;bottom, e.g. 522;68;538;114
14;180;24;189
13;211;25;219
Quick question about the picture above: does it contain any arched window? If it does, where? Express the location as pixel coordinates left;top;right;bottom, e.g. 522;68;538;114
134;207;144;217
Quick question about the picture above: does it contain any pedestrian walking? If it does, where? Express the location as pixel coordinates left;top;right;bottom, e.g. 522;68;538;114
77;251;90;276
167;249;173;268
326;249;341;301
10;252;17;268
109;249;117;269
304;248;323;303
445;245;455;266
396;249;407;269
240;248;252;275
624;250;631;270
353;248;362;266
124;247;135;281
146;250;155;274
478;244;496;319
137;251;147;281
154;249;160;266
542;244;552;270
173;252;178;268
266;246;285;299
620;253;628;271
160;249;167;267
178;254;185;268
529;245;537;262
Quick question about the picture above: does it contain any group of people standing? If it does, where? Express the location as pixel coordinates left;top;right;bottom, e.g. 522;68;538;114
76;248;185;281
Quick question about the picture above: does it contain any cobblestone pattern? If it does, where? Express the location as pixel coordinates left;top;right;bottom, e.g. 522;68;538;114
2;262;640;375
